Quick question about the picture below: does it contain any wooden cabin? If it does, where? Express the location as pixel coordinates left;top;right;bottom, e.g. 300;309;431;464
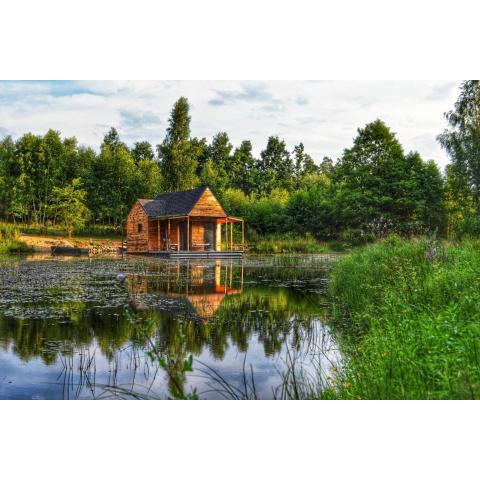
126;186;244;256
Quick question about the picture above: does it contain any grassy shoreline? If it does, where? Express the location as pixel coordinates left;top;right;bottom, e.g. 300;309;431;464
248;235;351;254
326;237;480;399
0;239;34;254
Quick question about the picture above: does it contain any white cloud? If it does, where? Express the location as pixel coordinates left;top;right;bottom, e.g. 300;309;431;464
0;80;462;168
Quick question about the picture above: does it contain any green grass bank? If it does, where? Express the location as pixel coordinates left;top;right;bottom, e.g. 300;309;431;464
327;237;480;399
0;223;33;254
248;234;350;254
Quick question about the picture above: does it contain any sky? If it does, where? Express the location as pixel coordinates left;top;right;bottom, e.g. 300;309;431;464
0;80;462;169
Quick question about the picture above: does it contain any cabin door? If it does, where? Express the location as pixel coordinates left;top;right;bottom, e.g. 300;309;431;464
204;222;215;251
178;220;187;251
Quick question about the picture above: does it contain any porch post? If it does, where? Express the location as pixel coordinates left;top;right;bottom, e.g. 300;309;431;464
230;221;233;250
241;220;244;251
157;219;160;251
187;215;190;251
167;218;170;250
225;217;228;251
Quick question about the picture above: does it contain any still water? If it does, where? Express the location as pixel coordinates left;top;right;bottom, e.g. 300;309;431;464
0;254;339;399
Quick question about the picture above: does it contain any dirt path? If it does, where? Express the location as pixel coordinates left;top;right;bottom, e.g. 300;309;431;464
20;234;122;252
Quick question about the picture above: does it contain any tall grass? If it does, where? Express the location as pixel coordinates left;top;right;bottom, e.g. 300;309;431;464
250;234;332;254
0;222;33;254
328;237;480;399
16;222;122;238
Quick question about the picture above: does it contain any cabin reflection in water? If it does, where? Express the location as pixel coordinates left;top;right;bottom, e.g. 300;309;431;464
127;260;243;319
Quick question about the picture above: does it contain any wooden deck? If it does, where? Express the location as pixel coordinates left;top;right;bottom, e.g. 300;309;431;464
142;250;244;258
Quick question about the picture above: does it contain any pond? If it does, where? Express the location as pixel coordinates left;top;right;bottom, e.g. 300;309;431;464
0;254;340;399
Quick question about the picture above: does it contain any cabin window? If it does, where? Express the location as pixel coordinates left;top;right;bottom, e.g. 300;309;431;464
137;223;143;233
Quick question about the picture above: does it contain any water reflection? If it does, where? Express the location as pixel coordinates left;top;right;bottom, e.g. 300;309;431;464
128;260;243;319
0;255;339;399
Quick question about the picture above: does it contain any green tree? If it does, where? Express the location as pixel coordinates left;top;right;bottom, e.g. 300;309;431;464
257;136;294;193
444;161;476;236
293;143;319;184
231;140;256;194
333;119;423;234
134;158;163;199
157;97;199;191
0;136;18;220
88;129;136;225
438;80;480;215
200;159;224;196
405;152;445;232
50;178;90;237
205;132;233;192
319;156;334;177
132;141;155;165
287;183;335;239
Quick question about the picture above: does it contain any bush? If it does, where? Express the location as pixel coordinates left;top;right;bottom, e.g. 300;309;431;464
338;228;373;247
453;215;480;238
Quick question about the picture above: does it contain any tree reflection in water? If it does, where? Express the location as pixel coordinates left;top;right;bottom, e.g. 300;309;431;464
0;255;339;399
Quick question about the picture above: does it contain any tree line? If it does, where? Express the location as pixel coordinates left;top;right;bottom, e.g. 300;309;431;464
0;81;479;240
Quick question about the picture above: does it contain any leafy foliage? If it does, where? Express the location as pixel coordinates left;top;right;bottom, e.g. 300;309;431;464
50;178;90;237
0;88;477;243
439;80;480;235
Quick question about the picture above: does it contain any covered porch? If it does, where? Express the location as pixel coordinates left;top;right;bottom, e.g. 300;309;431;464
148;215;244;255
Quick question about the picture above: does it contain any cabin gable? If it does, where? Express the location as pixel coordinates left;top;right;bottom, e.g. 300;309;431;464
189;188;226;217
126;201;149;253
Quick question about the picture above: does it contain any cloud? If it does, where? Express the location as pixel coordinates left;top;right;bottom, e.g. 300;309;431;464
298;116;327;125
208;99;226;106
0;80;463;168
208;82;286;112
0;80;100;100
427;82;458;101
295;95;309;106
120;109;162;129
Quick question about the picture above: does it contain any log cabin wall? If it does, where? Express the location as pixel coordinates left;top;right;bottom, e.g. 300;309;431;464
127;201;149;253
189;189;226;217
148;219;162;251
191;221;204;250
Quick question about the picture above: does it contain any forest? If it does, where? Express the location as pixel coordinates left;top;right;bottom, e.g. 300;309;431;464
1;80;479;245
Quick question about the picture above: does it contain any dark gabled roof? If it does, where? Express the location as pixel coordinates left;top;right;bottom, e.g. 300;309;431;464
138;186;210;218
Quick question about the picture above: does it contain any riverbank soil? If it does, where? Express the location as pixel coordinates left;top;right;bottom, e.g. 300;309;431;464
20;233;122;252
